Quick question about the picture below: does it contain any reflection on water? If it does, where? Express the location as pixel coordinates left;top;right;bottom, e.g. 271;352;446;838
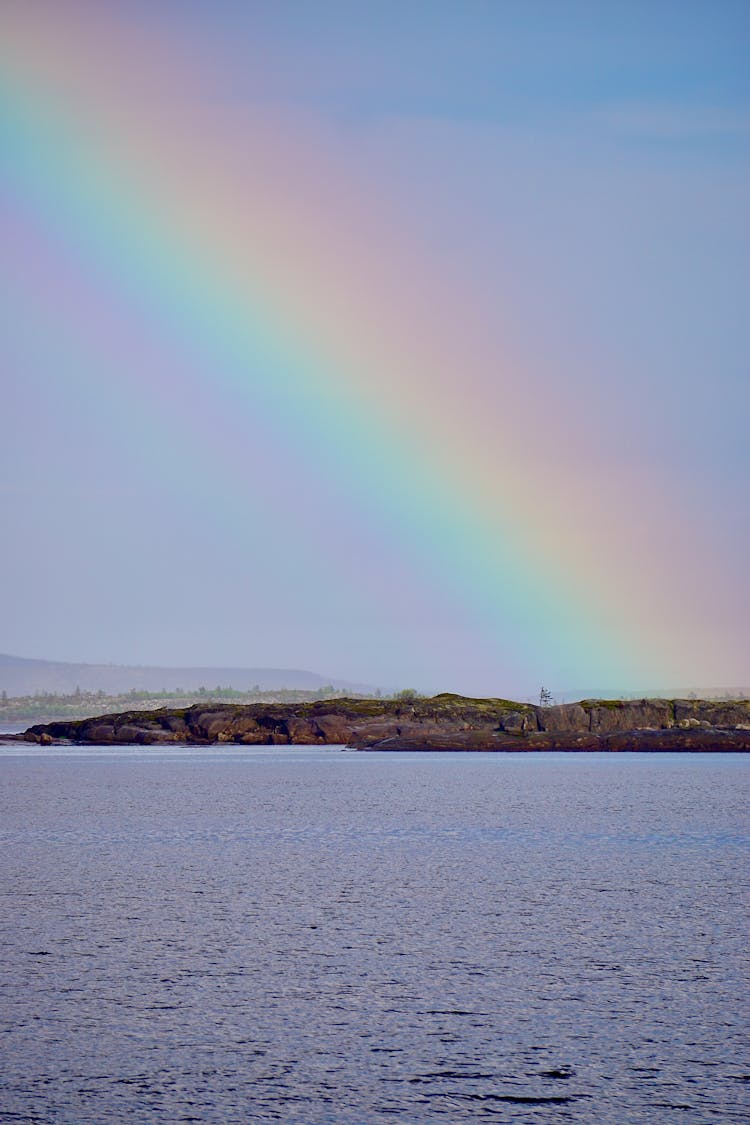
1;749;748;1123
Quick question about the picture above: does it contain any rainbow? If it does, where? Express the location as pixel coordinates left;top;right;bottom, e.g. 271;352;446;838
0;4;707;689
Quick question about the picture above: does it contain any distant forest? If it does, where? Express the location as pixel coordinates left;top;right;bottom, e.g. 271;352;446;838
0;685;377;724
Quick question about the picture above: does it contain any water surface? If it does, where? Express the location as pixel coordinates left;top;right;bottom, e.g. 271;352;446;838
1;748;748;1123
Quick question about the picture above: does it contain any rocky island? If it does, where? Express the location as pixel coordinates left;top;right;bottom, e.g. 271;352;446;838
12;694;750;751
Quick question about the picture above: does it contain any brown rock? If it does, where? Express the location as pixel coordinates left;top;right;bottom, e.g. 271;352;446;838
536;703;589;732
674;700;750;729
605;728;750;751
237;729;268;745
115;723;157;743
286;718;324;743
499;710;527;733
587;699;674;733
162;715;191;736
313;715;357;743
525;732;603;751
78;722;117;743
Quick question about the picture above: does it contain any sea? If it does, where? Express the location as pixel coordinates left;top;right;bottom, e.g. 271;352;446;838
0;746;748;1124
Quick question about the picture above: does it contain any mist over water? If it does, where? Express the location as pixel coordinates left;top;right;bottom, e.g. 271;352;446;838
1;748;748;1123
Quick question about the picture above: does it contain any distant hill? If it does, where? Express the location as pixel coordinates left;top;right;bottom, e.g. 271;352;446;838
556;686;748;704
0;654;372;697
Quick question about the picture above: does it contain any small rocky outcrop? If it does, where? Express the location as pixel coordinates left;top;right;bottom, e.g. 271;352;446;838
12;694;750;752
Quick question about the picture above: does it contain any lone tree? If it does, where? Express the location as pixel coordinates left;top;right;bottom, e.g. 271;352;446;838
539;686;554;708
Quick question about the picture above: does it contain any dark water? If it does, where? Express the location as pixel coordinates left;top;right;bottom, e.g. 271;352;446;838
1;748;748;1124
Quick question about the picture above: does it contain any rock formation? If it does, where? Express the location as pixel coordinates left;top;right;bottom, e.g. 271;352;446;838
11;694;750;751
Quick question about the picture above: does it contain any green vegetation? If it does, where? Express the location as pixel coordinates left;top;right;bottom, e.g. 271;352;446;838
2;685;526;726
579;699;625;711
0;684;361;724
2;688;539;733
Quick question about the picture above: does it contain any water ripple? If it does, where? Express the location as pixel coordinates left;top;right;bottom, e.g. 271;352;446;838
0;749;748;1123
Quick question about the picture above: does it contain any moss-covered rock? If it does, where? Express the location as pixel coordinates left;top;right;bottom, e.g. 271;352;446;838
15;693;750;751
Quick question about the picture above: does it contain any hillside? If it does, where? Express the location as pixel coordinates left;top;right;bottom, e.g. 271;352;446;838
0;654;370;697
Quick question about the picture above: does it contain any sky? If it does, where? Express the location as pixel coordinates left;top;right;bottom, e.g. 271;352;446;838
1;0;748;696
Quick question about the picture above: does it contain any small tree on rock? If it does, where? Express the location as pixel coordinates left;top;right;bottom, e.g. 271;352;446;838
394;688;420;702
539;686;554;708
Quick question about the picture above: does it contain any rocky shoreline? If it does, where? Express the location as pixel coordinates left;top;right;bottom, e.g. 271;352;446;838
8;694;750;751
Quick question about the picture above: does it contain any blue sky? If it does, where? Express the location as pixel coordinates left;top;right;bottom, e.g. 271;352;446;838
1;1;748;692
